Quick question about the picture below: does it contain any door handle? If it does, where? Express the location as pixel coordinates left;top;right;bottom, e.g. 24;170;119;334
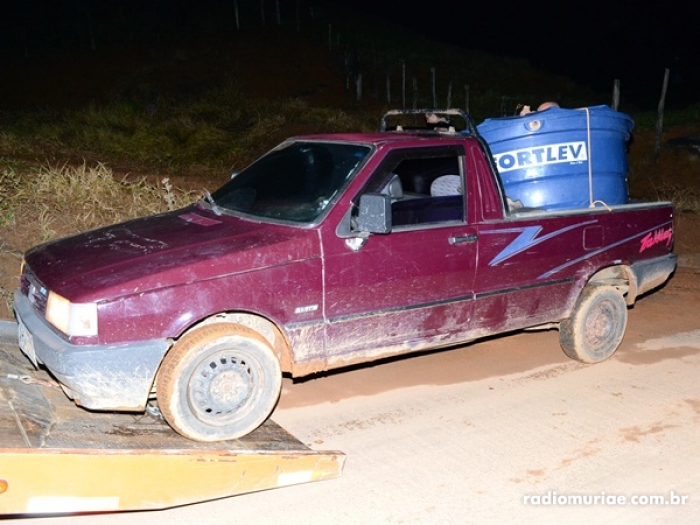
449;234;478;245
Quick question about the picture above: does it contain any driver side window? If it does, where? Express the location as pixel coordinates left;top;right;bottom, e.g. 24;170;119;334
384;154;465;228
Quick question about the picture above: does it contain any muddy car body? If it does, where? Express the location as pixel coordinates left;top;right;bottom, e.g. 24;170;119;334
15;127;676;441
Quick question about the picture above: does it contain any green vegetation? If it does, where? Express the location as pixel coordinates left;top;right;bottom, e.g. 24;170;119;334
2;92;377;177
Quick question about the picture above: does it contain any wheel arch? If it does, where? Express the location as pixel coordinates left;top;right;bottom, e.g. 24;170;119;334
176;312;294;373
587;264;637;305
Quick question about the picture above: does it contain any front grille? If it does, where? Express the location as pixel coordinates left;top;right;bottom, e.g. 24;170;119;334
21;265;49;316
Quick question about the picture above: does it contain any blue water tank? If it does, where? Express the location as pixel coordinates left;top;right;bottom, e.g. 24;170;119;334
476;105;634;210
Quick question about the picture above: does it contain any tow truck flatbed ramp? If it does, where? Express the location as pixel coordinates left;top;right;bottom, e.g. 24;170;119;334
0;337;344;516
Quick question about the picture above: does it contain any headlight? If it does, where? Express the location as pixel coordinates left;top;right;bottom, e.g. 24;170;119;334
45;291;98;337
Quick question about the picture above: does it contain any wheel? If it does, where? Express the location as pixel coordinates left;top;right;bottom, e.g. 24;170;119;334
156;323;282;442
559;285;628;364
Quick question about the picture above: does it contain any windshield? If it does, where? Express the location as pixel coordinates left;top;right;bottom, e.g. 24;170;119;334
210;141;371;223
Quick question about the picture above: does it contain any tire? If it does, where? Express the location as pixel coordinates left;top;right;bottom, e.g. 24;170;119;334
156;323;282;442
559;285;628;364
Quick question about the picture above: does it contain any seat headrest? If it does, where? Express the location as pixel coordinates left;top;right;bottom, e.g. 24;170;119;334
382;174;404;199
430;175;462;196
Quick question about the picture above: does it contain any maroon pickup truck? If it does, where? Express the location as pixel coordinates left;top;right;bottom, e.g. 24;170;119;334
14;114;676;441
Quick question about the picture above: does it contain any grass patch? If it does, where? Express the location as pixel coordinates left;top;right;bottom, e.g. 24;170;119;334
628;103;700;129
1;91;377;176
0;161;199;318
651;184;700;214
1;162;197;245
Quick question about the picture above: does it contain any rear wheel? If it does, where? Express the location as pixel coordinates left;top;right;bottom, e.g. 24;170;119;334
156;323;282;442
559;285;628;364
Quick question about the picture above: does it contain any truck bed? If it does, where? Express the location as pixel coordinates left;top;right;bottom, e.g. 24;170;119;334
509;199;672;218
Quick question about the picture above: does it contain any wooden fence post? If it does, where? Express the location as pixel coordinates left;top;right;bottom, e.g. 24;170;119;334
412;77;418;109
654;68;670;163
295;0;300;32
401;60;406;109
87;9;96;51
612;79;620;110
373;44;379;102
386;68;391;105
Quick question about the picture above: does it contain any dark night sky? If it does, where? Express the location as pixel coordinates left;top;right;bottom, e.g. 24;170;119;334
0;0;697;109
345;0;699;109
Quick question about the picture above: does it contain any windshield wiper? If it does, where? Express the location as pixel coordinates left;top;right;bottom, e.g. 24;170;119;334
202;189;223;216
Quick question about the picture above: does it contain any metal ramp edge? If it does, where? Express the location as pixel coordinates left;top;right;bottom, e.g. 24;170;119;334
0;325;344;516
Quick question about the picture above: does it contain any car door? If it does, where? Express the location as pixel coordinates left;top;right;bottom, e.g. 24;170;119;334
321;145;478;365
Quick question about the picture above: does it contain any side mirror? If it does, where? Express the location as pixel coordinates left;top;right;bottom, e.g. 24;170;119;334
357;193;392;234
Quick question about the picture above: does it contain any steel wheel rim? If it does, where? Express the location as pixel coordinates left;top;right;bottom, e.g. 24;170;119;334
188;349;261;425
585;300;618;353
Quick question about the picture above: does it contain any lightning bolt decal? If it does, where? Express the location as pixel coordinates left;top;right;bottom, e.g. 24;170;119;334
484;220;598;266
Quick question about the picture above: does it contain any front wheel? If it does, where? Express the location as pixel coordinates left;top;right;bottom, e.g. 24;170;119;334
559;285;628;364
156;323;282;442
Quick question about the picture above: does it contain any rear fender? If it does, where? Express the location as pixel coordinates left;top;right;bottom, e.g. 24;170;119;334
583;253;677;307
588;265;632;303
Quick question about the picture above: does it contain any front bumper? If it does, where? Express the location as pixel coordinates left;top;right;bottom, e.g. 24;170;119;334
13;290;172;411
